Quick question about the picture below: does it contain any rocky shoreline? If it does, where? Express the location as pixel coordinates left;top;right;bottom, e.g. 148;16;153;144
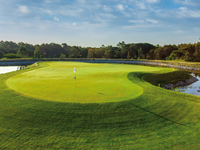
162;77;198;89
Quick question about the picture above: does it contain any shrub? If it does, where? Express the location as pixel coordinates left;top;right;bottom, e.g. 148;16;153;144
166;53;177;60
4;53;21;59
60;53;66;58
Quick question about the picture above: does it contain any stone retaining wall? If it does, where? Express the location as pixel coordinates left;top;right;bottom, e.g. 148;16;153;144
163;77;198;89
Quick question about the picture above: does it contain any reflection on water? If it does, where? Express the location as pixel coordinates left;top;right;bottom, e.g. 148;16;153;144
0;66;25;74
172;72;200;96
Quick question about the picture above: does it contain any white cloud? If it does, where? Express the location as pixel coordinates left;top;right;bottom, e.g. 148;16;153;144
178;7;187;12
129;20;144;23
175;30;183;34
146;19;158;23
77;0;85;3
116;4;124;11
115;4;132;17
146;0;160;3
54;16;59;21
173;0;196;6
136;2;146;9
129;19;158;24
93;15;109;24
20;21;31;27
99;13;116;19
122;23;160;29
59;8;84;17
44;0;51;3
177;7;200;18
103;5;113;12
18;5;29;13
59;21;106;31
44;9;53;15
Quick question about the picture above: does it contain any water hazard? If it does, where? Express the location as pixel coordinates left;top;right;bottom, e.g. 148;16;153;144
172;72;200;96
0;66;25;74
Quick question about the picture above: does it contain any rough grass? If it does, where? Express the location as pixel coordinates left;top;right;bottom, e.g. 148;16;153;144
0;62;200;149
143;70;193;87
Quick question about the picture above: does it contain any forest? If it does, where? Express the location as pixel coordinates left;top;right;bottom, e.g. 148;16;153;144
0;40;200;62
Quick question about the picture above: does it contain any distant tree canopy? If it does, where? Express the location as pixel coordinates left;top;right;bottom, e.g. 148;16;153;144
0;40;199;62
17;46;28;58
34;47;41;58
0;50;4;58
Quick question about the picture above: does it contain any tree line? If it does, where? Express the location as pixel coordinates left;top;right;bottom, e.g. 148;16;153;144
0;40;199;62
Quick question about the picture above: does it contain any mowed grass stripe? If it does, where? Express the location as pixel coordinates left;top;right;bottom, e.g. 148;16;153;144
6;62;157;103
1;62;200;149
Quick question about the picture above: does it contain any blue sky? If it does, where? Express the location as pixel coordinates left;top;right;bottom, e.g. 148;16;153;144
0;0;200;47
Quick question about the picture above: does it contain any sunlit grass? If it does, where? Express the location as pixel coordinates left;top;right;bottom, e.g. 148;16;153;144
6;62;158;103
1;62;200;149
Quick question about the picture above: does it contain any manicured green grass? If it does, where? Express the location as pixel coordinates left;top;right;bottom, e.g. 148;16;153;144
1;62;200;149
6;62;158;103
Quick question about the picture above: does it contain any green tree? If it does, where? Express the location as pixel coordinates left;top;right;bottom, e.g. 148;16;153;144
184;52;191;61
0;50;4;58
87;48;94;58
154;47;164;60
69;46;81;58
194;43;200;61
34;47;41;58
61;43;70;58
80;48;88;58
138;47;143;59
0;41;19;54
146;49;155;59
17;46;28;58
127;51;131;59
117;41;125;59
60;53;66;58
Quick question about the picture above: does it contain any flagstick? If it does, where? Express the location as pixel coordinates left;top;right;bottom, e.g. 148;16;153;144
75;72;76;87
74;67;76;87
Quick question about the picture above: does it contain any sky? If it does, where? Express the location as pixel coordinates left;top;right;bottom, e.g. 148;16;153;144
0;0;200;47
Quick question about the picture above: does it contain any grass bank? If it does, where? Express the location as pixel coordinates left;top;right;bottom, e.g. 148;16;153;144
0;62;200;149
143;70;193;87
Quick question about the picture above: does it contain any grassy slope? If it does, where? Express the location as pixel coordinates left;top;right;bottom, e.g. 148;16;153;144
0;62;200;149
6;62;157;103
143;70;193;87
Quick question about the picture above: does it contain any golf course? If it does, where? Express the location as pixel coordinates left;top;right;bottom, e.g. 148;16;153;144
1;61;200;149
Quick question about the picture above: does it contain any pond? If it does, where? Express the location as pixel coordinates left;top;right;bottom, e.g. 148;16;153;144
0;66;200;96
172;72;200;97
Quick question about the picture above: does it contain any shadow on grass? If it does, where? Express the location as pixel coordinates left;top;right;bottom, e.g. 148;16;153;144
127;72;185;126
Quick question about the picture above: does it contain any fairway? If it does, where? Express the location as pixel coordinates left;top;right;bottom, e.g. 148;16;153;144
1;61;200;149
6;62;159;103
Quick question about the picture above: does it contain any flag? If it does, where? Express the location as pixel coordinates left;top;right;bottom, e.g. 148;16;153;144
74;67;76;73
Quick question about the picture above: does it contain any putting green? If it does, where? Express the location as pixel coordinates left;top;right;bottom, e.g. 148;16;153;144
6;62;161;103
